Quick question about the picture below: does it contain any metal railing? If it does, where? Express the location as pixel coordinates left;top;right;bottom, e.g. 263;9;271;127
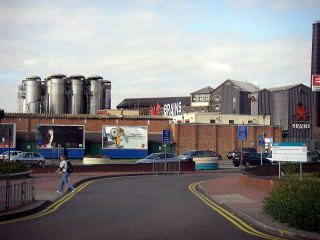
153;160;181;175
0;171;35;211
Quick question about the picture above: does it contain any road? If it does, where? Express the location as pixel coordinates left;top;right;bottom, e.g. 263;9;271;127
0;172;271;240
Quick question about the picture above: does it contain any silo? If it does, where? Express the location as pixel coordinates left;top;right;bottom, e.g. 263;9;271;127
68;74;85;114
17;84;26;113
86;76;102;114
102;80;111;109
46;74;66;114
23;76;42;113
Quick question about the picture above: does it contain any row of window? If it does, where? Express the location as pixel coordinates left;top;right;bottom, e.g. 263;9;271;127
192;94;221;102
209;120;254;124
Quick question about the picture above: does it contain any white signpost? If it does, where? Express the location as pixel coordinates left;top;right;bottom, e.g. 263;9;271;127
271;142;307;179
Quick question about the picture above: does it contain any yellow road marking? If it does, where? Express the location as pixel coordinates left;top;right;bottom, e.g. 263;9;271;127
0;179;98;224
189;181;287;240
0;175;138;225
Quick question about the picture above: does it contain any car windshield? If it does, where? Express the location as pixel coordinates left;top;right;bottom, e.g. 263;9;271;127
182;151;195;155
145;154;158;159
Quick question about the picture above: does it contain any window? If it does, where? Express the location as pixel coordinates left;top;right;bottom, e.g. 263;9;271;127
229;120;234;124
213;94;221;102
34;153;41;158
199;96;202;102
210;119;215;123
192;96;196;102
204;95;208;102
215;105;220;111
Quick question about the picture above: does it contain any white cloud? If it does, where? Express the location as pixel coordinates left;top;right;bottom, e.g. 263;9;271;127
0;1;315;112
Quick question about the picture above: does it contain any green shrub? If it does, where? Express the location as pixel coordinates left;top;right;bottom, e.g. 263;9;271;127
0;162;29;174
263;182;320;232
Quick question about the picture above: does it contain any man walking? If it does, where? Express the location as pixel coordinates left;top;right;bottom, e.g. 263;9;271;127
55;154;76;193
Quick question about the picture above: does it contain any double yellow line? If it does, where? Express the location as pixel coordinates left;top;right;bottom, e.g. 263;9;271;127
189;181;287;240
0;179;98;225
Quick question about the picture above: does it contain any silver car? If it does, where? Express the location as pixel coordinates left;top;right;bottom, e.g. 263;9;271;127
13;152;45;167
136;153;179;164
0;151;23;161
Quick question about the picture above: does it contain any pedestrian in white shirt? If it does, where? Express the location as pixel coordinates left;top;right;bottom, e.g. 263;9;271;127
55;154;76;194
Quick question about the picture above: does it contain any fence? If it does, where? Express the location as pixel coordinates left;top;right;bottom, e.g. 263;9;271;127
0;171;35;211
153;160;181;175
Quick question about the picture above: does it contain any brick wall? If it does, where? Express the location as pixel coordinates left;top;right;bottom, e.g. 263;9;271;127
171;123;282;157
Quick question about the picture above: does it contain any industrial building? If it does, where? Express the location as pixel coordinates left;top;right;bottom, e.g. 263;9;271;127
17;74;111;115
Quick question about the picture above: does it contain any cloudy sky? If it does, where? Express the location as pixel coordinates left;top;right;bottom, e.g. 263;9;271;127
0;0;319;112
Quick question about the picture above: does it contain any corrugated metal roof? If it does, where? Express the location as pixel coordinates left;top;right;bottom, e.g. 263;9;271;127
116;96;190;108
4;112;171;120
191;86;214;94
266;84;301;92
228;80;260;92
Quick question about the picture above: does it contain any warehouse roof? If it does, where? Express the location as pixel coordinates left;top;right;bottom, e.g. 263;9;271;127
116;96;191;109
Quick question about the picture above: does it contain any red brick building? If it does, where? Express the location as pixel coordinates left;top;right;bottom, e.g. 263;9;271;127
0;113;282;158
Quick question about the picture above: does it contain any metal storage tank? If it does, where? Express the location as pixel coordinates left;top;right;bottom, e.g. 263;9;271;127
23;76;42;113
17;84;26;113
46;74;66;114
102;80;111;109
68;74;85;114
86;76;102;114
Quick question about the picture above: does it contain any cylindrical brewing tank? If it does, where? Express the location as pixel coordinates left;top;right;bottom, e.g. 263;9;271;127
17;84;26;113
23;76;42;113
46;74;66;114
69;75;85;114
87;76;102;114
103;80;111;109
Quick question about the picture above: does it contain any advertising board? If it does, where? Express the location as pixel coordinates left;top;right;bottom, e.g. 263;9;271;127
271;142;307;162
36;125;85;149
0;123;16;148
102;126;148;149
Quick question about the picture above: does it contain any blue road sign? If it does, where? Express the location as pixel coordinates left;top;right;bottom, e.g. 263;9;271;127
237;126;248;141
258;139;265;146
162;130;171;144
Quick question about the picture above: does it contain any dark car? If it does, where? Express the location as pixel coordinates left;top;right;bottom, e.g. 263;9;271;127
233;153;271;167
227;148;257;159
307;151;320;162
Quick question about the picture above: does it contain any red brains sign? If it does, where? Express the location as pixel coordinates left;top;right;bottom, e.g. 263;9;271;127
291;103;311;129
312;75;320;91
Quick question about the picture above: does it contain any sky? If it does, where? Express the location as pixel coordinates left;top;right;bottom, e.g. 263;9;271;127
0;0;319;112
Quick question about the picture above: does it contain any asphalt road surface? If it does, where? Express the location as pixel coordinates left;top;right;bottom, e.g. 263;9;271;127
0;173;274;240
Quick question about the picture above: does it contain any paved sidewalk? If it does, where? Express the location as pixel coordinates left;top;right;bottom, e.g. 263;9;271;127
199;174;320;240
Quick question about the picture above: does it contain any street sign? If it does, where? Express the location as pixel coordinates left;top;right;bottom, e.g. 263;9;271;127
237;126;248;141
162;130;171;144
271;142;307;162
312;75;320;91
258;139;265;146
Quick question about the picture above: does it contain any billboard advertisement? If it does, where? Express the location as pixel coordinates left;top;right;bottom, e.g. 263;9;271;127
0;123;16;148
36;125;84;149
102;126;148;149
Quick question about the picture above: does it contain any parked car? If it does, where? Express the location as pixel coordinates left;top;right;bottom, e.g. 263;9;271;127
136;153;178;164
178;150;221;162
307;151;320;162
227;148;257;159
0;151;23;161
13;152;45;167
233;153;271;167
